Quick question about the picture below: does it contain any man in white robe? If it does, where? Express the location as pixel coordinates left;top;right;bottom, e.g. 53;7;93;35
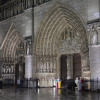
78;78;82;91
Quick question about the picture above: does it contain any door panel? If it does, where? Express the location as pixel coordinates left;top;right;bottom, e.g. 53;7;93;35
73;53;81;78
61;55;67;81
15;63;25;84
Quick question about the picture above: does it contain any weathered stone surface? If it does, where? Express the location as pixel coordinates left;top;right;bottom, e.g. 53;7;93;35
0;8;32;46
89;45;100;78
1;0;100;87
34;0;87;36
87;0;99;21
34;2;89;87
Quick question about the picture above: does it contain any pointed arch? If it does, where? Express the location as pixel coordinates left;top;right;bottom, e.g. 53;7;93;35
0;23;24;61
34;2;89;87
35;2;88;56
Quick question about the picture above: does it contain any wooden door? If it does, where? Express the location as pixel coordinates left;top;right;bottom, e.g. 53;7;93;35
15;63;25;84
73;53;82;78
61;55;67;81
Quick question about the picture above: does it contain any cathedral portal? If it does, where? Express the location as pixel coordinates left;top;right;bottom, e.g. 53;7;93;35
35;3;89;87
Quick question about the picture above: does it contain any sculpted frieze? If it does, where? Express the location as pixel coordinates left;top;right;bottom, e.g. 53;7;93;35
58;38;81;54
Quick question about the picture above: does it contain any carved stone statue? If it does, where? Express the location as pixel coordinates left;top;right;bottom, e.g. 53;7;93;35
26;42;30;55
91;27;98;45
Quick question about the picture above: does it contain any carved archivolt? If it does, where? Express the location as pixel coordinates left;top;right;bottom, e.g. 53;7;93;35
35;3;88;56
0;23;25;83
0;23;24;63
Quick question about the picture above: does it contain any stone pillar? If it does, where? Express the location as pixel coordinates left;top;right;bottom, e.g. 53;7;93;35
25;55;32;79
89;45;100;78
81;53;90;78
67;55;73;79
57;55;60;78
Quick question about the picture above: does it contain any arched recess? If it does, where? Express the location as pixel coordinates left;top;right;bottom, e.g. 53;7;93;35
0;23;25;83
35;3;89;87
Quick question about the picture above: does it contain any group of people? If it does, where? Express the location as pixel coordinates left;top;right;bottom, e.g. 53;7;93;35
0;77;85;93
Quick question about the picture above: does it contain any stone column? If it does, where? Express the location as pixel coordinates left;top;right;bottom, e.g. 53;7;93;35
81;53;90;78
67;55;73;79
25;55;32;79
57;55;60;78
89;45;100;78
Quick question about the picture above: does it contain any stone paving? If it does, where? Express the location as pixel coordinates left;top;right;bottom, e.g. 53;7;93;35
0;86;100;100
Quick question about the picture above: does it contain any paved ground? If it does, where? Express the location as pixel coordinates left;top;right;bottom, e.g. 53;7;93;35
0;86;100;100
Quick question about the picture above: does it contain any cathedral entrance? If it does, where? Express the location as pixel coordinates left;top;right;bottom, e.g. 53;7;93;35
73;53;82;79
15;63;25;84
61;55;67;81
35;3;89;87
0;24;25;84
61;53;82;81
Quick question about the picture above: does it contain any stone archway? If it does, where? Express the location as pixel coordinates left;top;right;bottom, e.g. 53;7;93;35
35;3;89;87
0;23;25;84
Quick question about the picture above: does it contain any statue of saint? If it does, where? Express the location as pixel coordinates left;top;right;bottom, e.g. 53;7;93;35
91;27;98;45
26;42;30;55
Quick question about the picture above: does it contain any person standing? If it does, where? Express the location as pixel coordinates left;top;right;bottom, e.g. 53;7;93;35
75;77;78;88
78;78;82;91
81;77;84;91
0;78;2;94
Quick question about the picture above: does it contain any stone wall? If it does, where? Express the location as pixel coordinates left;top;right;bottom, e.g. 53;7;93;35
89;45;100;78
34;0;87;37
87;0;100;21
87;22;100;80
0;8;33;46
0;8;33;78
34;0;100;36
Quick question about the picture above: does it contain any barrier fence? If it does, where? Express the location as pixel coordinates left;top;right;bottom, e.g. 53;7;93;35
2;77;100;92
3;78;39;88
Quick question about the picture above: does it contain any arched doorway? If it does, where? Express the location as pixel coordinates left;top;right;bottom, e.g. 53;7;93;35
35;3;89;87
0;23;25;84
60;55;67;81
60;53;82;81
